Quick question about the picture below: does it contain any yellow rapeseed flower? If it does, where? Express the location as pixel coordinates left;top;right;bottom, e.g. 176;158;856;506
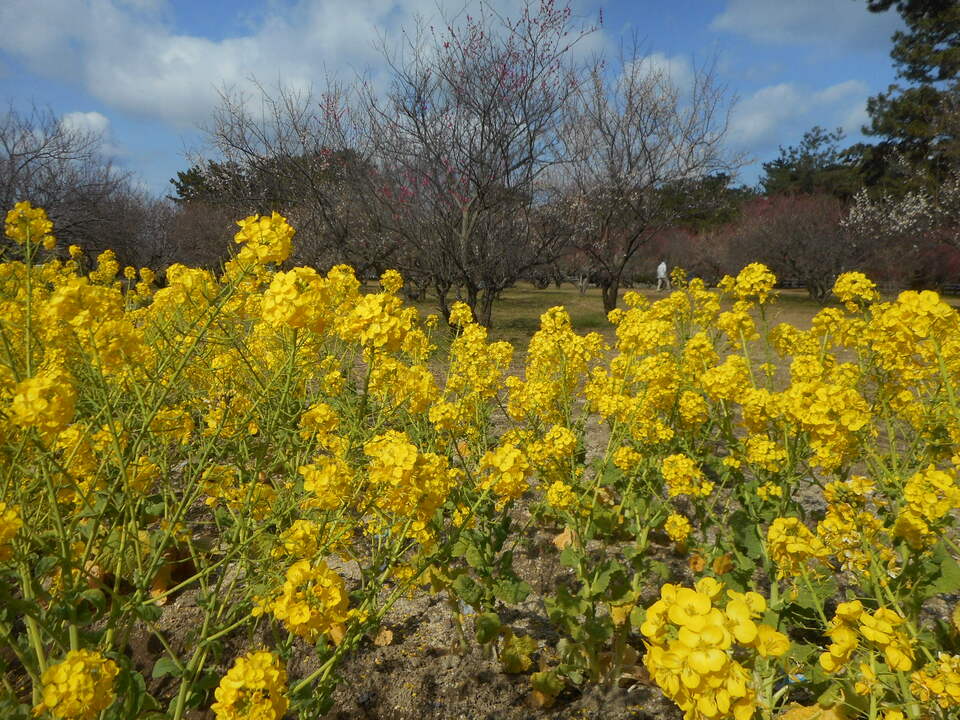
211;651;288;720
34;650;118;720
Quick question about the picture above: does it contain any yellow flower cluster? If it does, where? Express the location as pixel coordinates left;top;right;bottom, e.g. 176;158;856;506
743;435;787;473
0;501;22;561
527;424;578;484
641;579;788;720
33;650;118;720
88;249;119;286
612;446;642;475
677;390;709;428
813;476;892;576
894;465;960;549
911;653;960;708
261;267;330;332
202;465;277;519
719;262;777;305
755;482;782;501
254;559;350;642
766;517;830;578
699;354;750;403
430;318;511;436
779;380;871;470
380;268;403;293
299;401;340;441
820;600;913;673
233;212;295;265
273;518;322;559
508;306;604;424
661;454;713;498
716;309;758;345
339;292;415;352
149;406;194;445
368;355;438;414
364;430;459;542
299;456;353;511
664;513;692;545
211;651;288;720
817;505;888;577
5;200;56;249
545;480;577;511
447;301;472;326
10;370;76;440
833;271;879;311
479;442;531;507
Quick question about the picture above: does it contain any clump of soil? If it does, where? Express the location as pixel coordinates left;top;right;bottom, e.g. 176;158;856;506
322;590;679;720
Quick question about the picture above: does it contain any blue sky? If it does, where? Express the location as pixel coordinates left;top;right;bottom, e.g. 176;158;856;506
0;0;905;196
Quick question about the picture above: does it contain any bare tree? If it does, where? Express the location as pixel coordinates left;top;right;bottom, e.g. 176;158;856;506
0;103;144;253
562;46;741;312
0;103;184;270
355;0;596;325
197;81;390;273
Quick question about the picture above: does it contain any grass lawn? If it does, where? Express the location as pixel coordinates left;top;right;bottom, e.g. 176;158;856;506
384;279;960;355
400;282;831;352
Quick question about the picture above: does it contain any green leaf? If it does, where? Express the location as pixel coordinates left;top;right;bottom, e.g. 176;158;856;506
474;612;501;644
931;551;960;595
531;669;564;697
450;536;470;558
451;574;483;607
591;567;613;596
589;562;627;599
501;633;537;673
35;555;58;576
559;546;582;569
144;500;166;517
545;588;588;631
78;588;107;614
119;669;161;714
648;560;670;580
464;543;485;569
591;508;619;536
134;602;163;622
794;576;837;612
581;616;612;645
730;510;763;559
151;656;181;679
494;579;531;604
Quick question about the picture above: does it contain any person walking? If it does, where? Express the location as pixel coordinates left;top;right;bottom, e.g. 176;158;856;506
656;260;671;291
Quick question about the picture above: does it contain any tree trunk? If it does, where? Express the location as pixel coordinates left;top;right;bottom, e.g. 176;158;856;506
806;279;830;305
476;288;497;328
465;282;480;323
601;278;620;314
435;280;452;322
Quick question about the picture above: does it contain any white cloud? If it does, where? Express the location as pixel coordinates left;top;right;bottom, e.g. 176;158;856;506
631;52;694;91
813;79;867;105
0;0;606;128
710;0;903;50
842;101;871;136
59;110;125;157
60;110;110;137
115;0;168;11
729;83;807;148
730;80;874;150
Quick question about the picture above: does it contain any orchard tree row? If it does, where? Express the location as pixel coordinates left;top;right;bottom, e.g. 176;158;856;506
4;0;960;323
